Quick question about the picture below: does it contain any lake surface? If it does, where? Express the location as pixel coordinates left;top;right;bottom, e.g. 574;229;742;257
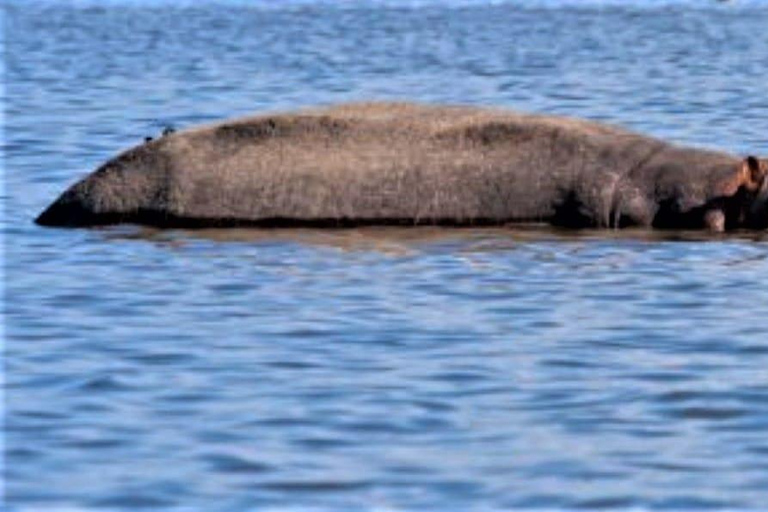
4;1;768;510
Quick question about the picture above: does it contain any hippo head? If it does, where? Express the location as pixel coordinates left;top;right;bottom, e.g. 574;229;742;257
744;156;768;230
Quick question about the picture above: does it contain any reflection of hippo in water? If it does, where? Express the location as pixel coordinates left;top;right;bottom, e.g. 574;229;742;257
36;103;767;232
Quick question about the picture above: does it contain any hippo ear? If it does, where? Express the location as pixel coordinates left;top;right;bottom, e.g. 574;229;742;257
745;156;766;184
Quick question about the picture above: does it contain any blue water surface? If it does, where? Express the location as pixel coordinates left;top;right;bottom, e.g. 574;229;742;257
4;1;768;510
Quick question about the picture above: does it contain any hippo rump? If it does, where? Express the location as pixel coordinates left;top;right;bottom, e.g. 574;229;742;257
36;102;768;232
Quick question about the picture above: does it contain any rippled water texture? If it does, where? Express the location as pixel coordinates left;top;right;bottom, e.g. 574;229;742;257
4;1;768;510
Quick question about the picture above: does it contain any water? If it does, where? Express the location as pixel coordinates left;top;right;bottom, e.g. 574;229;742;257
4;1;768;510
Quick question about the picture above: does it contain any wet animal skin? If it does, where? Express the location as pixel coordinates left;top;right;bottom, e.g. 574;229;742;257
36;103;768;232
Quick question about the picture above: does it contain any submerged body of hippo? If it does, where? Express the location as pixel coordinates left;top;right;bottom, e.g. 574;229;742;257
36;103;768;231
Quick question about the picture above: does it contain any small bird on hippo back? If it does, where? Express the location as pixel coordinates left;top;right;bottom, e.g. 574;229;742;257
143;125;176;144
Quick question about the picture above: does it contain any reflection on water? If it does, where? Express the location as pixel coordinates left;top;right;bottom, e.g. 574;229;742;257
5;0;768;510
106;225;768;249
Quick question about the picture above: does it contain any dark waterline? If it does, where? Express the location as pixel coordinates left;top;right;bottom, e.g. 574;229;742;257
4;1;768;510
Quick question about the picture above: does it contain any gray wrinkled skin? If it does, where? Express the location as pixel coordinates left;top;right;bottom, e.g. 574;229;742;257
35;103;767;231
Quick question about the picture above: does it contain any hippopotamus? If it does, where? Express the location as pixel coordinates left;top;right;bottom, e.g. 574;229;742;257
36;102;767;232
